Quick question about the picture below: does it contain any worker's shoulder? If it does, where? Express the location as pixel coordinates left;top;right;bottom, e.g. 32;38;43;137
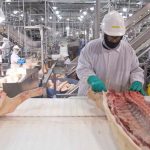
121;40;135;54
85;38;101;52
88;38;101;46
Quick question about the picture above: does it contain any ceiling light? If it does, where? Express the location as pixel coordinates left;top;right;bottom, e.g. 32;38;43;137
83;11;87;16
49;16;52;19
41;17;44;21
20;14;23;17
31;19;34;22
0;8;5;23
53;6;57;10
6;0;11;2
78;17;82;22
123;16;127;19
90;7;94;11
67;18;69;21
66;26;70;30
123;7;127;12
58;15;62;19
80;10;82;12
13;10;18;14
137;1;142;5
80;15;84;19
55;11;59;15
119;12;123;16
129;13;133;17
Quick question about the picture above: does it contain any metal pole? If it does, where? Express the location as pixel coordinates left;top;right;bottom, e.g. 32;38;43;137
40;26;44;74
45;0;48;59
94;0;101;39
23;0;27;57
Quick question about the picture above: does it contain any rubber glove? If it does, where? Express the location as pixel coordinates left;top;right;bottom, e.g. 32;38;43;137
17;58;26;65
129;81;146;96
87;75;107;92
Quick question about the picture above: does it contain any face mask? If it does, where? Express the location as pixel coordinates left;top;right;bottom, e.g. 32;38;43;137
102;33;123;50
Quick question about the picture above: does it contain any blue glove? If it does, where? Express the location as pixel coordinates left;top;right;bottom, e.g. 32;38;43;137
17;58;26;65
129;81;146;96
87;75;107;92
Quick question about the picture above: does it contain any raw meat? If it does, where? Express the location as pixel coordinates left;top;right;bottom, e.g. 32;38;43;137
107;91;150;149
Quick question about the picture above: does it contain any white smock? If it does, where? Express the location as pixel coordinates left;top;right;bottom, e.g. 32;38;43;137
76;38;144;96
10;52;20;68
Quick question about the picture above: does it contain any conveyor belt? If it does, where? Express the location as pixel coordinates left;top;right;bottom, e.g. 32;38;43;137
7;97;105;117
0;97;117;150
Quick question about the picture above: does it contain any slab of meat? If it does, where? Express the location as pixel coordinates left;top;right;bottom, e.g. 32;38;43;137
107;91;150;150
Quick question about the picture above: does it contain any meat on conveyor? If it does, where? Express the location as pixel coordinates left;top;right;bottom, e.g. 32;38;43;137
107;91;150;150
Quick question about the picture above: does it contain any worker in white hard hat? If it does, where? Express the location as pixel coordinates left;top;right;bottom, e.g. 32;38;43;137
10;45;20;66
76;10;145;96
0;37;10;63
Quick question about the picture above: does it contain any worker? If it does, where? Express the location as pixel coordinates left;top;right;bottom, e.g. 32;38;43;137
11;45;20;64
0;88;43;116
0;37;10;63
76;10;145;96
11;45;26;68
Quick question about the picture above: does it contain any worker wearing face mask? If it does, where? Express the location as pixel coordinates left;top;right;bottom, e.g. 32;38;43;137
0;38;10;63
11;45;20;67
76;10;145;96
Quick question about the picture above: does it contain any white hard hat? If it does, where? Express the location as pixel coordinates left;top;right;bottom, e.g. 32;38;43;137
13;45;20;50
3;37;9;42
101;10;126;36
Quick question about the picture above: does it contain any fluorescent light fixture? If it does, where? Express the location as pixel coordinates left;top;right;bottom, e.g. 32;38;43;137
90;7;94;11
123;7;127;12
53;6;57;10
83;11;87;16
55;11;59;15
78;17;82;21
129;13;133;17
123;16;127;19
137;1;142;5
80;15;84;19
58;15;62;19
31;19;34;22
13;10;18;14
66;26;70;30
0;8;5;23
6;0;11;2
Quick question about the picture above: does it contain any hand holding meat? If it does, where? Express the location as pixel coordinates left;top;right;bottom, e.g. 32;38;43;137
87;75;107;92
129;81;146;96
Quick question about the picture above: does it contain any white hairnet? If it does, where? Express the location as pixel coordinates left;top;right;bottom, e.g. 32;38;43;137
3;37;9;43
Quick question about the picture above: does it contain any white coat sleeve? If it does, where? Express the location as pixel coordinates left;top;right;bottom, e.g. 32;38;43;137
76;44;96;95
76;44;96;82
130;48;144;85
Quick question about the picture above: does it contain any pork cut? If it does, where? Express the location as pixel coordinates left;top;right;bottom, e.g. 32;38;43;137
107;91;150;150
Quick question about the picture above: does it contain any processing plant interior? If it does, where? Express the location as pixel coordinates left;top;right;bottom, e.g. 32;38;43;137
0;0;150;150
